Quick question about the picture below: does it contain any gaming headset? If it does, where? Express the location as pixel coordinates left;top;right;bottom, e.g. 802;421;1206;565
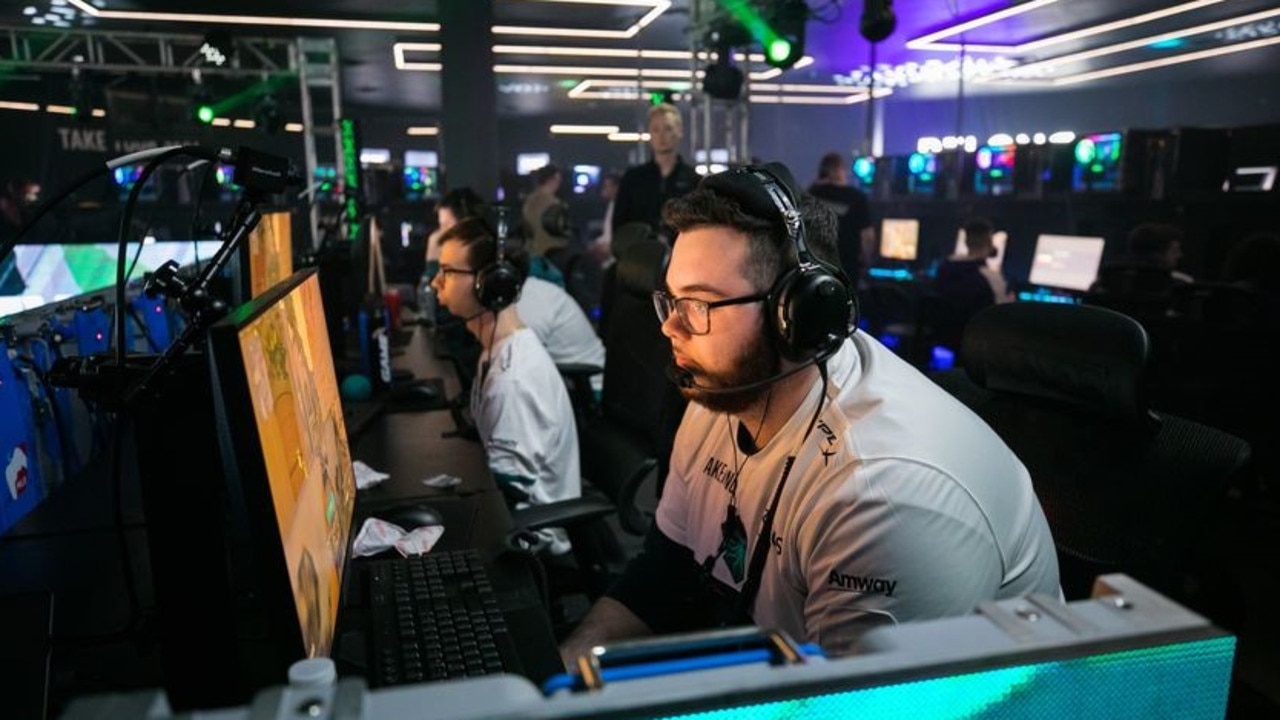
702;163;858;362
472;207;522;312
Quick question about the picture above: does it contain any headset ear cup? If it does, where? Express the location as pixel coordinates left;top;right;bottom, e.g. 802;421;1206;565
770;266;855;362
475;261;522;311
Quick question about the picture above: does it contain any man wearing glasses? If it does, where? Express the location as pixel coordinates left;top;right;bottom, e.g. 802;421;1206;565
559;163;1059;664
431;217;581;556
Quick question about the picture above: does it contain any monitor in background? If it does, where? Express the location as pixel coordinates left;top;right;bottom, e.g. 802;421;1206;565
517;152;551;176
112;164;160;203
404;149;439;169
571;164;601;195
1072;132;1124;192
974;144;1016;196
208;268;356;663
1028;234;1106;292
402;166;440;202
248;211;294;299
954;229;1009;274
359;148;392;167
906;152;937;195
2;241;224;315
879;218;920;262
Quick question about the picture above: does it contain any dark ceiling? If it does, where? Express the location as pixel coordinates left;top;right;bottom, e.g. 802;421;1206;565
3;0;1280;116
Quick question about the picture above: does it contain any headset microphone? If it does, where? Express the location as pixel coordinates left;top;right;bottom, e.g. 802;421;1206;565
665;345;836;395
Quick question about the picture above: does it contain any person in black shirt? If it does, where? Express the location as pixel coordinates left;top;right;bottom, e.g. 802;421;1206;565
807;152;873;285
611;103;699;244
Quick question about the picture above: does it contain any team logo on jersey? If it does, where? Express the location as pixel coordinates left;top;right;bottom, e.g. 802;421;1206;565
701;503;747;583
828;570;898;597
701;455;740;495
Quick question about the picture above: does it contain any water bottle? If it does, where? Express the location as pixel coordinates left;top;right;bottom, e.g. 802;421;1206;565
418;274;437;332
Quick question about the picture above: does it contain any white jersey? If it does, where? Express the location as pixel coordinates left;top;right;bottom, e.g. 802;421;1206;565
516;276;605;393
472;328;582;554
657;334;1060;656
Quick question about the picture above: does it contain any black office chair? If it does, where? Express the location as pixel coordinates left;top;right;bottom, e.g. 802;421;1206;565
930;302;1252;607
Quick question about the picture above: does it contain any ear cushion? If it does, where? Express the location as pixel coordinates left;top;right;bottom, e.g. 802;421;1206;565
475;261;521;311
769;264;856;362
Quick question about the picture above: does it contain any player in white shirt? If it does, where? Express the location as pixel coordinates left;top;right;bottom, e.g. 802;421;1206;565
560;163;1059;663
517;275;605;394
431;217;581;554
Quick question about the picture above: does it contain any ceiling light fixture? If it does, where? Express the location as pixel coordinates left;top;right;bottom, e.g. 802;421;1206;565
406;127;439;136
495;0;670;39
549;124;621;134
607;132;650;142
64;0;442;31
907;0;1222;53
748;94;882;105
991;6;1280;80
1051;33;1280;85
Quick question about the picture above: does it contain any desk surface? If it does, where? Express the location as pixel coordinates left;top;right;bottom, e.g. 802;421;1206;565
340;325;562;685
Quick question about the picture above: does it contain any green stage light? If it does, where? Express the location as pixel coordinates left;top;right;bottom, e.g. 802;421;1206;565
196;104;215;124
767;37;793;64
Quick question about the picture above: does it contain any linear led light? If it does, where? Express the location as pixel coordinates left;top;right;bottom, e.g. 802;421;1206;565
285;122;303;132
549;124;620;134
908;0;1222;53
608;132;650;142
750;56;814;80
1052;33;1280;85
407;126;439;136
749;94;875;105
993;6;1280;79
211;117;232;127
64;0;441;31
0;100;41;111
494;44;692;60
91;108;106;117
233;119;256;129
45;104;75;114
495;63;692;77
495;0;669;40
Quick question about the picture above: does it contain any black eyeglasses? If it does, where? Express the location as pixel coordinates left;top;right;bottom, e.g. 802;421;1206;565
652;290;767;335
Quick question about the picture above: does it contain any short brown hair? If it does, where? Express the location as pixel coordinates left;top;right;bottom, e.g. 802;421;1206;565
438;216;530;281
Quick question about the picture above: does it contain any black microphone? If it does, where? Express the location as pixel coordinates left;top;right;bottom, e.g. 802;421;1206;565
666;351;831;396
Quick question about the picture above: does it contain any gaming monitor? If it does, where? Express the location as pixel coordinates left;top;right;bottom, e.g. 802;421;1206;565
247;211;294;299
879;218;920;262
1;241;223;317
517;152;551;176
208;267;356;661
1028;234;1106;292
1072;132;1124;192
954;230;1009;274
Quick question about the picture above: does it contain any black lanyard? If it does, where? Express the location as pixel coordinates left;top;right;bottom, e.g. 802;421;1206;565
729;454;797;624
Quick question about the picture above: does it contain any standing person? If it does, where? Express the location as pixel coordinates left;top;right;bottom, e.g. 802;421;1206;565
559;163;1059;662
522;164;567;257
589;172;622;264
612;103;699;242
807;152;874;286
430;217;581;554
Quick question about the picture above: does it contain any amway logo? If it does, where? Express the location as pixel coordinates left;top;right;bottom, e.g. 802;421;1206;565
828;570;897;596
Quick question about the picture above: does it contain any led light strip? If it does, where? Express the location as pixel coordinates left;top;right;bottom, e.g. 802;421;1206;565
990;6;1280;80
395;43;806;76
549;124;620;134
907;0;1223;54
748;94;881;105
406;127;439;136
63;0;669;40
563;77;872;102
1051;34;1280;85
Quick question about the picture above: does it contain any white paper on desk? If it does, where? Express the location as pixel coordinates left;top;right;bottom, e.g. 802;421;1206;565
352;517;405;557
395;525;445;557
353;460;390;490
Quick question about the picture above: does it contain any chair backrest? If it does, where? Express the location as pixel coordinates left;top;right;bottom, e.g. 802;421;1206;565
933;302;1251;601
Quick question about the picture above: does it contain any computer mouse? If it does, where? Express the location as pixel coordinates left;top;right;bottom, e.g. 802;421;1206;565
382;503;445;530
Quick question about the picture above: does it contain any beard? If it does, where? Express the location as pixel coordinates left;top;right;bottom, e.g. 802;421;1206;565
679;333;781;415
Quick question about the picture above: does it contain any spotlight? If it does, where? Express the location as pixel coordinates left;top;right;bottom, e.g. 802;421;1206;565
199;30;234;68
764;0;807;70
860;0;896;43
192;86;215;124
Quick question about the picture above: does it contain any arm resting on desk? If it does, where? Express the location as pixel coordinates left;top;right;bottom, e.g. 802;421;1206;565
558;596;652;669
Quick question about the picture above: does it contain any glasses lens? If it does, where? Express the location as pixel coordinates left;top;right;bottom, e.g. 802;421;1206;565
653;292;672;324
678;299;710;335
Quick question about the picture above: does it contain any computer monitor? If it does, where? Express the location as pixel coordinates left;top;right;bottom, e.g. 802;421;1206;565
208;268;356;662
359;148;392;166
404;149;439;169
1;241;224;317
571;164;601;195
1072;132;1124;192
974;145;1016;196
879;218;920;262
954;229;1009;274
906;152;937;196
1028;234;1106;292
247;211;294;299
517;152;551;176
402;166;440;202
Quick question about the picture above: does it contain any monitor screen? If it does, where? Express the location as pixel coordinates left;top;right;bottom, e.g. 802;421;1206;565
248;211;294;299
1028;234;1106;292
208;268;356;660
1;241;224;317
402;166;440;202
1072;132;1124;192
879;218;920;262
360;148;392;166
571;164;601;195
404;149;439;169
517;152;551;176
954;230;1009;274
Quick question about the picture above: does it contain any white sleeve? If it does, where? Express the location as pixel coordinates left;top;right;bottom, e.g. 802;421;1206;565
476;375;547;489
797;461;1004;656
654;424;695;548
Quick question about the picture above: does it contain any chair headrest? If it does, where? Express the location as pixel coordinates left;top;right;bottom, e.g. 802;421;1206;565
961;303;1150;419
613;221;656;260
615;238;669;297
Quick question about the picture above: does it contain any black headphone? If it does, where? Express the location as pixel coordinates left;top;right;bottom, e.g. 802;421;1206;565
704;164;857;362
472;207;522;311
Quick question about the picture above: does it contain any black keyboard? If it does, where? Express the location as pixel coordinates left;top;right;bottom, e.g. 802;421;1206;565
366;549;523;686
